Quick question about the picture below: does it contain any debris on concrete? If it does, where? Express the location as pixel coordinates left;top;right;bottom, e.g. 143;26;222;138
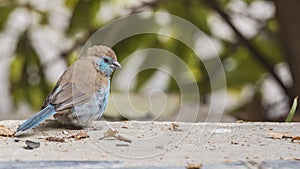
100;128;132;143
267;132;294;139
46;137;65;142
24;140;40;150
169;123;181;131
67;131;89;140
0;125;15;137
291;136;300;143
186;163;202;169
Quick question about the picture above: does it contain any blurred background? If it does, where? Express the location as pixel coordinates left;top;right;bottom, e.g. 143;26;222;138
0;0;299;122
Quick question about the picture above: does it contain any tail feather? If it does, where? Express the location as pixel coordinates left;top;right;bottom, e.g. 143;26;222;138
17;105;56;132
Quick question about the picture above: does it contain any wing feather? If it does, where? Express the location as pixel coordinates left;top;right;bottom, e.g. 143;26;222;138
42;58;102;112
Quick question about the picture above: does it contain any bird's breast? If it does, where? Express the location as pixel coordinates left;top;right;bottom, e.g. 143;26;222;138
96;79;110;113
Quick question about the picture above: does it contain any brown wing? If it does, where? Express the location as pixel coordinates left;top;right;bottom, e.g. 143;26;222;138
42;58;101;112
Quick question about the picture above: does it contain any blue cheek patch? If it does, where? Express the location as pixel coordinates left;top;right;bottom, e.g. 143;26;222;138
99;60;106;70
97;57;114;76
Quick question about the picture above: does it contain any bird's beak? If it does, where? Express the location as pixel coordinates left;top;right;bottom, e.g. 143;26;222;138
110;61;121;69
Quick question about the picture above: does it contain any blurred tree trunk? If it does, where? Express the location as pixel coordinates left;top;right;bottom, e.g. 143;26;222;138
275;0;300;99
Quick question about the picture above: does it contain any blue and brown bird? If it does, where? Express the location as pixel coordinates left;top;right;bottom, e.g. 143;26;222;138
16;45;121;132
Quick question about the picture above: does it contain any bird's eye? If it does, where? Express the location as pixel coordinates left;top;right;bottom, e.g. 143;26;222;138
103;58;109;63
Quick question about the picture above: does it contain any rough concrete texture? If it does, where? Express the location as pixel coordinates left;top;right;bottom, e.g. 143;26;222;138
0;120;300;168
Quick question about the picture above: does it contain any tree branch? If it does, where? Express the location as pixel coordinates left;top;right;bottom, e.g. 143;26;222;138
128;0;162;14
204;0;292;99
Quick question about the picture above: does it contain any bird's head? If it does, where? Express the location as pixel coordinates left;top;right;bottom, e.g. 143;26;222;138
86;45;121;76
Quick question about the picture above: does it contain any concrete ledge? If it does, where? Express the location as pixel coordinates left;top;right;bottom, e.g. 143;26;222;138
0;161;250;169
0;120;300;168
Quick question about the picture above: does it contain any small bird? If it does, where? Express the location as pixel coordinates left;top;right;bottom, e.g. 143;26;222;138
16;45;121;132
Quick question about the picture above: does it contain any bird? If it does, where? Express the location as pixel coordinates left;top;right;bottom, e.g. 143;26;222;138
16;45;121;132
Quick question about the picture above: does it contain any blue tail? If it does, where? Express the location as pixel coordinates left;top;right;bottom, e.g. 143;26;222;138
17;105;56;132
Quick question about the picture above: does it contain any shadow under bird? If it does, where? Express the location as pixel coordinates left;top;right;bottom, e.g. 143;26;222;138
16;45;121;132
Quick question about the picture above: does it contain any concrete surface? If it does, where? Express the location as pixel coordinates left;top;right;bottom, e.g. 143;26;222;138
0;120;300;168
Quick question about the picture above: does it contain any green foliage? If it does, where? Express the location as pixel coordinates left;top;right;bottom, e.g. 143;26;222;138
285;97;298;122
253;33;283;64
163;0;211;33
64;0;78;10
114;34;202;92
67;0;101;35
0;6;14;30
38;11;49;25
225;46;265;89
10;32;51;109
0;0;290;116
